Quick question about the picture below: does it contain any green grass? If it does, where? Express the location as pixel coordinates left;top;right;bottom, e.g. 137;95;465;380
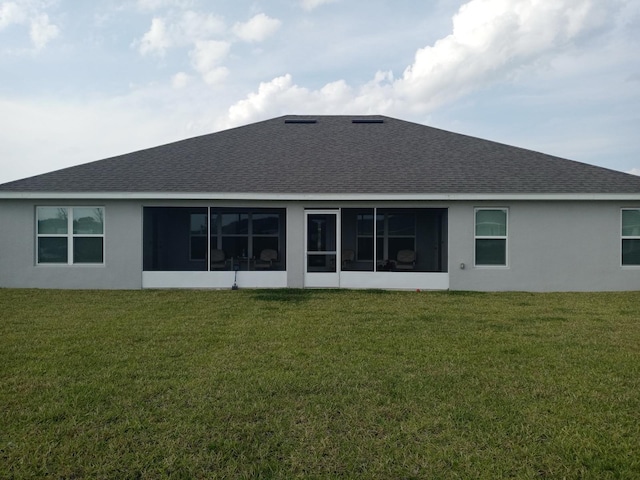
1;289;639;479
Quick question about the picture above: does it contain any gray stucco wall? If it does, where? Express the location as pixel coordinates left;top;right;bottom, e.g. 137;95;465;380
0;200;143;289
286;203;305;288
448;201;640;292
2;198;639;291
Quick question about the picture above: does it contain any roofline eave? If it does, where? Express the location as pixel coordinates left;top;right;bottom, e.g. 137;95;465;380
1;192;639;201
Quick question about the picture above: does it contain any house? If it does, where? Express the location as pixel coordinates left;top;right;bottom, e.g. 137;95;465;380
1;115;639;291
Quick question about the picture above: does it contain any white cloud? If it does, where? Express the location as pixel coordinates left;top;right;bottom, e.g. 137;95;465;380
201;67;229;86
137;0;194;11
136;10;229;85
627;168;640;176
189;40;230;85
232;13;281;43
137;10;225;55
0;1;59;50
227;75;304;125
0;2;27;29
179;10;225;41
300;0;337;11
29;12;58;50
395;0;621;111
224;0;627;125
223;72;396;128
138;17;171;55
171;71;190;89
190;40;230;71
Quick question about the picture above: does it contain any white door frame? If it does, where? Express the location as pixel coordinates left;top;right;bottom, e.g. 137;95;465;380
304;209;340;287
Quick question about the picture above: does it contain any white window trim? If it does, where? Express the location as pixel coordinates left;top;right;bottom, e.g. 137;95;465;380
36;206;105;266
621;208;640;268
474;207;508;268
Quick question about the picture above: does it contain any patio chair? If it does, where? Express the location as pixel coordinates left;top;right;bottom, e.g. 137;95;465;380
255;249;278;269
341;249;355;270
395;249;416;270
210;249;227;270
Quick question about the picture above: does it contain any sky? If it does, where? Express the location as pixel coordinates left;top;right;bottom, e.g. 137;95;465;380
0;0;639;185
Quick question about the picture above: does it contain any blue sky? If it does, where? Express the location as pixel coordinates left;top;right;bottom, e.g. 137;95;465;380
1;0;639;184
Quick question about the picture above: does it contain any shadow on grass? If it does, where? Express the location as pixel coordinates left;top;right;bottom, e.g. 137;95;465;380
249;289;315;303
248;288;495;304
250;288;396;303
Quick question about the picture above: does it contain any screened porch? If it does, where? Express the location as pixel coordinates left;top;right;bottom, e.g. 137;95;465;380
142;207;286;272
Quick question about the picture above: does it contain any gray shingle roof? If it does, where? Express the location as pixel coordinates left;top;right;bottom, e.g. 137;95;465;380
2;115;639;194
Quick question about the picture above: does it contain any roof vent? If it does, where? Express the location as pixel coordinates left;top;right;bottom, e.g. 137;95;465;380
284;119;317;124
352;118;384;124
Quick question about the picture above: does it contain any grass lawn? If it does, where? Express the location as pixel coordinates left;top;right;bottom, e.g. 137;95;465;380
1;289;639;479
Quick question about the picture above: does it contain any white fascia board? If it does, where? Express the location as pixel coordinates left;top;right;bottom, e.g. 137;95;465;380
1;192;640;201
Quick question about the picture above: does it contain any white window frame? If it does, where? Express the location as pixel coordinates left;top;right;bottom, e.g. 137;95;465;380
36;206;105;266
474;207;508;268
621;208;640;267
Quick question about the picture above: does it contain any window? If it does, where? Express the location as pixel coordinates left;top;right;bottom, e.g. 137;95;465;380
475;208;507;266
37;207;105;264
622;209;640;266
